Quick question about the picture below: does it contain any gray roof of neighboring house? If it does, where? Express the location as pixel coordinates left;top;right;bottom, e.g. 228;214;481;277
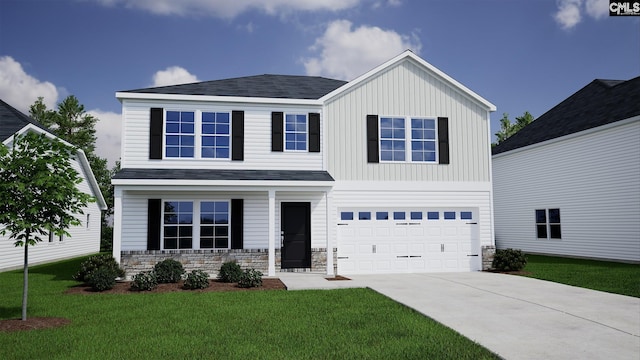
121;74;348;100
0;99;49;142
492;76;640;155
113;169;335;182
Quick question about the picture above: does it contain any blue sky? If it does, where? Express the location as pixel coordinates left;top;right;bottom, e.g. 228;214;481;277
1;0;638;166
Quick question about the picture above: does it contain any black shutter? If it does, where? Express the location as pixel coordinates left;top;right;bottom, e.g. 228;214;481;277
231;199;244;249
271;112;283;152
231;111;244;161
309;113;320;152
147;199;161;250
149;108;163;159
366;115;379;163
438;117;450;164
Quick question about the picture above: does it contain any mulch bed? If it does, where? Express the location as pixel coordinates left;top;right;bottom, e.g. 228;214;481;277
325;275;351;281
1;278;286;333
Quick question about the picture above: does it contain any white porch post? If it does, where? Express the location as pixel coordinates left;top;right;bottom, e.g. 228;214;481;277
268;190;276;276
112;187;123;264
325;190;334;276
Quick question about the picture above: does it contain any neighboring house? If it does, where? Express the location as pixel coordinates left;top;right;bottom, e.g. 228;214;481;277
0;99;107;271
112;50;497;276
492;77;640;263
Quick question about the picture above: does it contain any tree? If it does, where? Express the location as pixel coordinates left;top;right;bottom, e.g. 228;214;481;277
0;132;93;320
493;111;535;146
30;96;115;251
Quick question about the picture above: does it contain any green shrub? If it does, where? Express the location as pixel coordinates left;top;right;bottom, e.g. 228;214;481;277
86;266;119;291
492;248;527;271
153;258;185;283
183;270;210;290
238;268;263;288
218;261;243;283
73;254;124;283
131;271;158;291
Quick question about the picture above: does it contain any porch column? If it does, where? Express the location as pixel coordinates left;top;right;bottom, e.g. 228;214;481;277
325;190;334;276
268;190;276;276
112;187;123;264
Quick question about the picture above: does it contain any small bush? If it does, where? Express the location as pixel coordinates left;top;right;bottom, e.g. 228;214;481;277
183;270;210;290
153;259;185;283
492;248;527;271
74;254;124;283
86;266;119;291
218;261;243;283
238;268;263;288
131;271;158;291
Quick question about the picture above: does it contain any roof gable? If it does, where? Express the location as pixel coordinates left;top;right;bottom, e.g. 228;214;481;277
492;76;640;155
121;74;347;100
0;99;48;142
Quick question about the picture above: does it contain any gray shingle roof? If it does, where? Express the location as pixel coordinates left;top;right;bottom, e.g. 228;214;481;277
0;99;49;142
122;74;347;100
492;77;640;155
113;168;335;182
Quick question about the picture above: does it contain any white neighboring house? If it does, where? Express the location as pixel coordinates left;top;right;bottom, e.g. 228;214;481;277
112;50;497;276
0;99;107;271
492;77;640;263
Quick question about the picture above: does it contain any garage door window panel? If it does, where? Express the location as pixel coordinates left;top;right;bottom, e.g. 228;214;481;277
341;212;354;221
427;212;439;220
359;212;371;220
393;212;405;220
376;212;389;220
410;212;422;220
444;212;456;220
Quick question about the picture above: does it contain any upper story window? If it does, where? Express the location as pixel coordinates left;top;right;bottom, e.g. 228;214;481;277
201;112;230;159
165;111;195;158
379;116;437;162
285;114;307;151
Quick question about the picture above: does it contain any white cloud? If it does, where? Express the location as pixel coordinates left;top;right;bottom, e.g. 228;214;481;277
96;0;361;18
303;20;422;80
89;109;122;167
151;66;199;87
554;0;609;30
0;56;58;113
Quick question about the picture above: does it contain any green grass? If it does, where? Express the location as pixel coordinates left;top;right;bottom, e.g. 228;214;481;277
523;254;640;297
1;256;499;360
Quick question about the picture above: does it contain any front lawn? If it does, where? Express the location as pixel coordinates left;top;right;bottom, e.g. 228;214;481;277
523;254;640;298
0;256;499;359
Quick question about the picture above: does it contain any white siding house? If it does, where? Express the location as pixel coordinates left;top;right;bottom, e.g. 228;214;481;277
0;100;107;271
492;78;640;262
112;50;497;276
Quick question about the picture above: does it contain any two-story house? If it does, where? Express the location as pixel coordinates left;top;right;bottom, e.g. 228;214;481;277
112;50;496;277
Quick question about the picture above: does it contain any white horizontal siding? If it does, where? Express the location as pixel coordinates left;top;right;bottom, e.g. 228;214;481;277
120;99;324;170
493;119;640;262
325;59;491;182
331;183;493;248
0;158;102;271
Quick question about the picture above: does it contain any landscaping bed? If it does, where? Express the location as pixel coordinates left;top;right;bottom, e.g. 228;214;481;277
66;278;286;294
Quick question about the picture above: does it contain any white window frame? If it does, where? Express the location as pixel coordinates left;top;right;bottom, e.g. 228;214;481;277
163;109;232;161
161;200;231;250
284;113;308;152
378;116;438;163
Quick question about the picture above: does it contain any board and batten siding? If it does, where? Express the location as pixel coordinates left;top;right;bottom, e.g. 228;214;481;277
0;157;102;271
493;119;640;262
324;59;491;182
119;191;328;251
120;99;324;170
330;184;493;248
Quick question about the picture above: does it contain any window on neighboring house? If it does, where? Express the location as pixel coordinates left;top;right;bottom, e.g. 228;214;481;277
536;208;561;239
201;112;230;159
86;214;90;229
48;231;55;243
165;111;195;158
163;201;193;249
200;201;229;249
285;114;307;151
380;117;437;162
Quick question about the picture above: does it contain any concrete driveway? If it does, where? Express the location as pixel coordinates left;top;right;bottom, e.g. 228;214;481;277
348;272;640;360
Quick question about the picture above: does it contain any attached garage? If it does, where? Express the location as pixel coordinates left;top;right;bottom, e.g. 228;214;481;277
337;208;481;274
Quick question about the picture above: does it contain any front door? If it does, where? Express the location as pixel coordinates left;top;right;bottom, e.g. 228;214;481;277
281;202;311;268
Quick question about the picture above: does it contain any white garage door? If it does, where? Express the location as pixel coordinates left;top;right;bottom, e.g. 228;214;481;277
337;208;480;274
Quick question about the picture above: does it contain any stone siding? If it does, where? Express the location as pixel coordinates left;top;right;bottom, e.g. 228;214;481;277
120;248;338;279
481;245;496;271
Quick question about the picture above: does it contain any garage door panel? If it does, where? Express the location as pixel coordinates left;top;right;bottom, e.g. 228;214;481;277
393;227;407;236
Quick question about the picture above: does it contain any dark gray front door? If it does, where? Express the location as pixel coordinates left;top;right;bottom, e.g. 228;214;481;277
281;202;311;268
